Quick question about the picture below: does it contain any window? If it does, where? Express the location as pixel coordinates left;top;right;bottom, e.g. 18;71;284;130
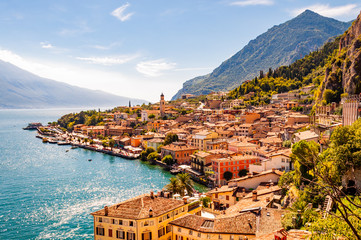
175;210;178;215
142;232;152;240
158;227;165;237
129;221;134;227
219;234;223;239
226;196;229;201
127;232;135;240
116;230;125;239
198;232;201;238
178;227;182;233
98;217;103;223
144;220;149;226
96;227;104;236
159;217;162;223
119;220;123;225
112;219;117;224
166;225;172;233
109;229;113;237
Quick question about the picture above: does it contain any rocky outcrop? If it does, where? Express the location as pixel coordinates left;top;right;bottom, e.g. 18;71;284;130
323;11;361;96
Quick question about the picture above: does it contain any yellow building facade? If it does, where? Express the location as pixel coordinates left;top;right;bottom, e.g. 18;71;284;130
91;193;202;240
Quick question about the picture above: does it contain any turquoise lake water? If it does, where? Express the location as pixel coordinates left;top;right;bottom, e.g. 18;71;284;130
0;109;207;239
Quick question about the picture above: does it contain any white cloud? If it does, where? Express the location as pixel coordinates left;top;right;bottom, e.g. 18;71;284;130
76;54;139;65
111;3;134;22
40;42;54;49
136;59;176;77
230;0;273;7
291;4;358;18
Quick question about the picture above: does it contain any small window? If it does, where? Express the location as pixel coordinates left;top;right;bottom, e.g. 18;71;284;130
166;225;172;233
159;217;162;223
96;227;104;236
116;230;125;239
98;217;103;223
144;220;149;226
178;227;182;233
119;220;123;225
112;219;117;224
129;221;134;227
189;230;193;235
198;232;201;238
219;234;222;239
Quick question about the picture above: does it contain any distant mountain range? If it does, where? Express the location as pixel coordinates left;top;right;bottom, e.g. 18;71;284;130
0;60;148;109
172;10;352;100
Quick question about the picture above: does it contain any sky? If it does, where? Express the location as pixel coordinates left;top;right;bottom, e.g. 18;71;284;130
0;0;359;102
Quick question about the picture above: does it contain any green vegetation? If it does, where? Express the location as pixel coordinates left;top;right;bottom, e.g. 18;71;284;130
172;11;350;100
279;119;361;239
165;173;194;197
228;38;340;106
57;110;104;131
164;133;179;145
223;171;233;181
140;147;155;161
162;155;175;166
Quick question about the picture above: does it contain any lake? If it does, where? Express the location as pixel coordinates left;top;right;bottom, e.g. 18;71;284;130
0;109;207;239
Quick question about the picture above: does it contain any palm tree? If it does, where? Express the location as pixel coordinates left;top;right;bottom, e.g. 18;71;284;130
165;177;180;195
177;173;194;197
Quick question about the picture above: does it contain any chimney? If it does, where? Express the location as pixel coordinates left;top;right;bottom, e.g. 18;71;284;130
150;191;154;199
252;190;258;201
149;208;153;217
104;206;109;216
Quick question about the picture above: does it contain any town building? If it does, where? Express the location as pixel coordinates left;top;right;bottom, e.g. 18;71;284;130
160;142;198;165
91;192;201;240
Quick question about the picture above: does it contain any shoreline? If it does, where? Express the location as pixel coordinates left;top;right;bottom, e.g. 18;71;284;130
32;126;212;189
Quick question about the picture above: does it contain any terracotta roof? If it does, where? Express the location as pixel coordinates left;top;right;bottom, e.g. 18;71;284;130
169;213;257;235
228;169;283;183
91;194;185;219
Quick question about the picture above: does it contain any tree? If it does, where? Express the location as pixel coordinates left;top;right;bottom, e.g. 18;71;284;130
164;133;179;145
165;177;180;195
201;196;211;208
140;147;155;161
323;89;337;104
177;173;194;196
162;155;175;165
223;171;233;181
157;144;164;153
109;139;115;150
238;169;248;177
147;152;159;161
281;119;361;239
148;114;155;119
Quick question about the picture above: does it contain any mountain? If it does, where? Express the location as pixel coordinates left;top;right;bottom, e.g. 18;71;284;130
172;10;351;100
320;10;361;99
0;60;148;109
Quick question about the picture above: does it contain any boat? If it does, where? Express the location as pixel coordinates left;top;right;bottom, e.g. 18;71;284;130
71;146;78;149
48;139;58;144
23;122;43;130
170;168;182;175
88;159;92;162
65;150;69;152
42;138;48;143
57;141;70;145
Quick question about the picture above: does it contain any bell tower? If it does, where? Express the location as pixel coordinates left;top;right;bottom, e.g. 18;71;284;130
160;93;165;117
